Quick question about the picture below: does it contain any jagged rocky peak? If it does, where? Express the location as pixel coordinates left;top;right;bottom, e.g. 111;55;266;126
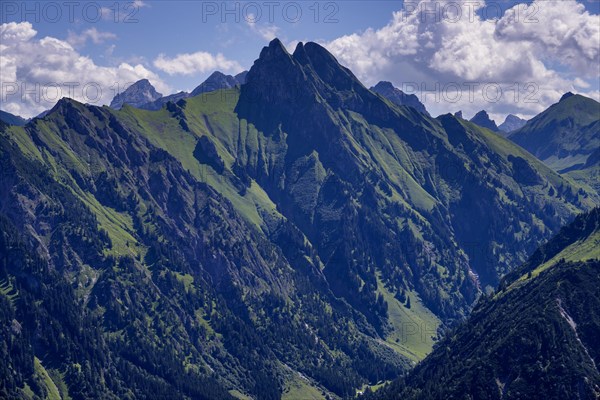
190;71;241;97
373;81;395;90
498;114;527;133
469;110;499;132
242;38;382;111
241;39;311;106
295;41;360;90
110;79;162;109
245;39;358;89
235;70;248;85
255;38;294;67
371;81;430;116
49;97;81;114
454;111;464;119
560;91;575;102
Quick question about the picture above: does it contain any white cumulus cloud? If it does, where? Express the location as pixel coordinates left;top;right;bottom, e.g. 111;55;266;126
0;21;169;118
67;27;117;48
153;51;242;76
325;0;600;119
246;13;281;41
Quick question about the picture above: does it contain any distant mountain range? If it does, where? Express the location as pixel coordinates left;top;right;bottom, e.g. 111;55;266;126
468;112;527;135
112;71;248;111
366;208;600;400
0;38;598;400
499;114;527;133
109;78;163;109
0;110;27;126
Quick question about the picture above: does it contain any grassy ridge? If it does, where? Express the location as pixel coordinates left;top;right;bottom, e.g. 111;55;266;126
366;209;600;400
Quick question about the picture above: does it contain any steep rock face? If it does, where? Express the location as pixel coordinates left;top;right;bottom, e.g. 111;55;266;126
370;81;429;116
367;209;600;400
109;79;162;109
469;110;499;131
0;97;408;399
498;114;527;133
235;40;476;322
227;39;593;314
1;39;598;399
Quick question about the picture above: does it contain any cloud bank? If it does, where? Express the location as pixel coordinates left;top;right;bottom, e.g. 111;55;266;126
325;0;600;119
0;21;168;118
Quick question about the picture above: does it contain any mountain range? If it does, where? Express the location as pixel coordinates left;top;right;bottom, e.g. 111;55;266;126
508;93;600;172
507;93;600;199
112;71;248;112
467;112;528;136
364;207;600;400
0;38;598;399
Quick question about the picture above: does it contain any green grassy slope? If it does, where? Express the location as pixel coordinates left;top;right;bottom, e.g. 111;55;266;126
502;208;600;290
102;41;596;370
509;94;600;171
375;274;440;363
115;92;282;231
2;39;599;400
0;97;409;399
366;209;600;400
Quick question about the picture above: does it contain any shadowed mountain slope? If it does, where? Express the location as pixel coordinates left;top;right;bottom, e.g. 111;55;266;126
364;208;600;400
0;39;597;399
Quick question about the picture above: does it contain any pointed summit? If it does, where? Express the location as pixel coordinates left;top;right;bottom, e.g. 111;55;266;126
110;79;162;109
50;97;81;112
292;41;309;63
268;37;287;51
560;92;575;102
240;38;307;107
235;70;248;85
375;81;394;91
498;114;527;134
469;110;499;132
190;71;240;97
257;38;293;64
246;38;297;81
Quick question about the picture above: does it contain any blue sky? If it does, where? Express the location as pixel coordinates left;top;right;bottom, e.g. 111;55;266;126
4;1;410;90
2;0;599;120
